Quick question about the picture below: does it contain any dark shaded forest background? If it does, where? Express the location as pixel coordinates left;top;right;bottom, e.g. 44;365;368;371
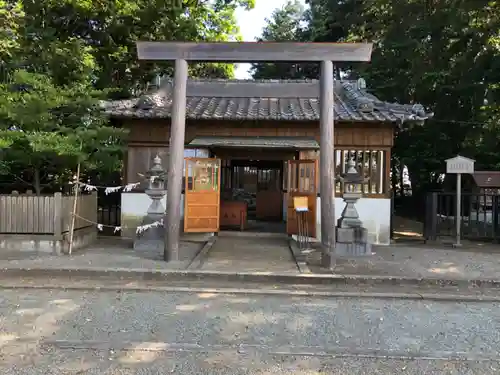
1;0;499;220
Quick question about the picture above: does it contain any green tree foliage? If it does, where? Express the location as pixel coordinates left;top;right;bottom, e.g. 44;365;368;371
0;70;126;193
250;1;314;79
252;0;500;202
17;0;254;97
0;0;254;192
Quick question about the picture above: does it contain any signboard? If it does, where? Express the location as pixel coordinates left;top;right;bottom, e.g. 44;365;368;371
293;196;309;212
445;155;475;174
444;155;475;247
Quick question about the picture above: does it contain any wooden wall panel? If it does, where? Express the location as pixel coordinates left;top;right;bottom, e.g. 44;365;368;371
184;121;317;142
333;126;393;147
124;119;394;148
126;146;169;185
126;120;170;144
214;148;295;161
299;150;319;160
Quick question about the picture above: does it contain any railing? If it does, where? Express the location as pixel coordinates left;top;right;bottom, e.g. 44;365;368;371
0;192;97;238
98;204;121;227
424;191;500;241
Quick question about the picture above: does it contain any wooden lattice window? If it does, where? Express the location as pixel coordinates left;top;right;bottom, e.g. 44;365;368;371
335;149;387;195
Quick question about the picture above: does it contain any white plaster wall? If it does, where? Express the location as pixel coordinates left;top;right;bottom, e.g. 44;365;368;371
120;192;186;237
283;195;391;245
315;197;391;245
122;193;390;245
121;193;189;218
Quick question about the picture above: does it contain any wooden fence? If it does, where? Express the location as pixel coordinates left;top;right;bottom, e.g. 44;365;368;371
0;192;97;237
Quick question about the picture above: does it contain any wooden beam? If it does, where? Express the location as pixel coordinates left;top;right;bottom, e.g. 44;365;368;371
319;60;336;262
182;80;321;98
164;59;188;262
136;42;373;62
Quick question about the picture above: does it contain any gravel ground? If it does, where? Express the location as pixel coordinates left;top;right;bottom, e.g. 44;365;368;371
2;289;500;374
307;244;500;278
2;275;500;299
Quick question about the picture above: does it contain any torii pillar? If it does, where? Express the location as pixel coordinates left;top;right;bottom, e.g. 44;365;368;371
136;41;373;264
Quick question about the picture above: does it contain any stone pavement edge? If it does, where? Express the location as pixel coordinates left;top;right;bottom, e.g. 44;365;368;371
2;236;500;293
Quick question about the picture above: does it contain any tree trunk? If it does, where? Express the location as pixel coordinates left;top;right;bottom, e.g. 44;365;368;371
391;160;398;197
399;163;405;197
33;167;41;195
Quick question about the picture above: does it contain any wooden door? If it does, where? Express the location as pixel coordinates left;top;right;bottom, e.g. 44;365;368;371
184;158;221;233
286;159;318;237
256;165;283;221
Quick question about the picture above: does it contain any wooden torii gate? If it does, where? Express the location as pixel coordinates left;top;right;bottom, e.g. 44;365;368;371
135;41;373;264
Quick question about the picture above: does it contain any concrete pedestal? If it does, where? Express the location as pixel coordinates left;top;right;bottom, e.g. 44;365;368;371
335;226;372;257
132;158;167;252
133;215;164;251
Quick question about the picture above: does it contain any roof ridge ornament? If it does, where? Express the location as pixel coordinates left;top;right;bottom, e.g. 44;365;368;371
341;81;374;113
135;95;155;110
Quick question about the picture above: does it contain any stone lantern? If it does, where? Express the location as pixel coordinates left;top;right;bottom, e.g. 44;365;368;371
335;158;372;257
337;158;364;228
144;155;167;211
134;155;167;251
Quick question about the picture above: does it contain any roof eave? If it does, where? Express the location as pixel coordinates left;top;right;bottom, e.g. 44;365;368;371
104;112;409;123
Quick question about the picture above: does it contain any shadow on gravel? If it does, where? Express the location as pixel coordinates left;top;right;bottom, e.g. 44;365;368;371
1;288;500;374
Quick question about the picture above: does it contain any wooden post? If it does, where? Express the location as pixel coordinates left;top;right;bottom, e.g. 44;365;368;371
165;59;188;262
454;173;462;247
53;192;63;240
319;60;335;260
68;161;81;255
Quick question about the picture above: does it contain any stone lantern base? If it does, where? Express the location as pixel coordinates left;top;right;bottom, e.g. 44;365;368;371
133;155;167;253
133;214;165;252
335;226;372;257
334;192;373;257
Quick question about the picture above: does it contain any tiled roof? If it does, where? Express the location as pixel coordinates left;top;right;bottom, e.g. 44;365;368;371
103;79;433;124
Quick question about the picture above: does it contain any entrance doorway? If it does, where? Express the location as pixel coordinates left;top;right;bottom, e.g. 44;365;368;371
183;156;318;237
184;158;221;233
220;159;285;233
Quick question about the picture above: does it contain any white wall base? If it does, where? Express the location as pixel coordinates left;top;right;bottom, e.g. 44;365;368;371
122;193;391;245
121;192;185;238
315;197;391;245
282;195;391;245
